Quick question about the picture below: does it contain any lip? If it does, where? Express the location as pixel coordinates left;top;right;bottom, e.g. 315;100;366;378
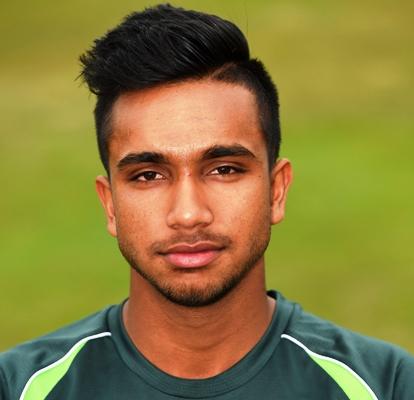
163;242;223;254
160;242;224;268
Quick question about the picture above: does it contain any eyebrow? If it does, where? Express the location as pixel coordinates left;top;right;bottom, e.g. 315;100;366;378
203;145;257;160
117;152;168;169
116;144;258;170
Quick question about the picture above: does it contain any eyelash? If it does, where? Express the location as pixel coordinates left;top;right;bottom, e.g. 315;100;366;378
131;171;164;183
130;165;245;183
210;165;245;176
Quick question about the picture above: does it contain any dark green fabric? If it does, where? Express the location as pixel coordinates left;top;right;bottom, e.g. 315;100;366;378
1;291;413;399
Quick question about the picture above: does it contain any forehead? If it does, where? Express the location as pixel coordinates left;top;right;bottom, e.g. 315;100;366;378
109;80;265;165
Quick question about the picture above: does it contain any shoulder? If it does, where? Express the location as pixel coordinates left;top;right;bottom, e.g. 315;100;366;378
282;300;414;399
0;305;116;399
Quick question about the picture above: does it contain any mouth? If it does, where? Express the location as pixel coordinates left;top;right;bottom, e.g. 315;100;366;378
159;242;225;268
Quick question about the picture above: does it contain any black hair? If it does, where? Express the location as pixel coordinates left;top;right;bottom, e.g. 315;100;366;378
79;3;281;175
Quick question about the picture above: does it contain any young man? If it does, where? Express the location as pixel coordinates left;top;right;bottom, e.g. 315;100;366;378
0;4;412;399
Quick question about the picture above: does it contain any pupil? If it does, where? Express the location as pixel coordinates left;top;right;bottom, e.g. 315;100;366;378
144;171;156;180
218;166;230;174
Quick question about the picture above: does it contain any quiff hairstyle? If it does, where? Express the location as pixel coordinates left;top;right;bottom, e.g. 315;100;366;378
79;3;281;175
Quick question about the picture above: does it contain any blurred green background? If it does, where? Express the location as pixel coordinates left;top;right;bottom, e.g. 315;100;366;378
0;0;413;352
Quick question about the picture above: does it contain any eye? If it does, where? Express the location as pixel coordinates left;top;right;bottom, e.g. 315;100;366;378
209;165;245;176
131;171;165;182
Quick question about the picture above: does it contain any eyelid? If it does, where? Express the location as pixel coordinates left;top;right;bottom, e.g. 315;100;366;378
208;165;245;175
129;163;246;182
130;170;166;182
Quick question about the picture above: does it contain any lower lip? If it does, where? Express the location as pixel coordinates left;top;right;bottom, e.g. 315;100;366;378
163;250;222;268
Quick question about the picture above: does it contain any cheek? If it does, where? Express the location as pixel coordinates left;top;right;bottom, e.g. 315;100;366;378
213;181;271;230
113;191;163;241
112;178;271;238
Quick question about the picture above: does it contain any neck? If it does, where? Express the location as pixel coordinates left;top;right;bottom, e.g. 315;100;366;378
123;261;275;379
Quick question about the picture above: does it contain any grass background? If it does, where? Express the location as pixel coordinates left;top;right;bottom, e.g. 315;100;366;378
0;0;413;352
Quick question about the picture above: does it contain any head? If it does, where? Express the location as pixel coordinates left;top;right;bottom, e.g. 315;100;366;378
80;4;292;307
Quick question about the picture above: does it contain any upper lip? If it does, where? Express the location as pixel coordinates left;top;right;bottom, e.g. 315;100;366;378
162;242;224;254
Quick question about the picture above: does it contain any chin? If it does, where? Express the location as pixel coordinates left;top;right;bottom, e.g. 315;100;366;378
155;282;234;307
151;266;250;307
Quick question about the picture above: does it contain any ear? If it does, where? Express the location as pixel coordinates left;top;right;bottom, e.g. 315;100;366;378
270;159;293;225
95;175;117;237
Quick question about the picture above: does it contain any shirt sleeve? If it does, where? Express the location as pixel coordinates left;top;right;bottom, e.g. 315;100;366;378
393;351;414;399
0;367;10;400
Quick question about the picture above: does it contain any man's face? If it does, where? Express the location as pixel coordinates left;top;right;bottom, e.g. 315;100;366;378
96;80;291;307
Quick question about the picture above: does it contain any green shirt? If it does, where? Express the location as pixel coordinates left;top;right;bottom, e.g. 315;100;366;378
1;291;413;399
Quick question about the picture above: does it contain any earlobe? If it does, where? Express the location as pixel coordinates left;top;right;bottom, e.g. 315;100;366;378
270;159;293;225
95;175;117;237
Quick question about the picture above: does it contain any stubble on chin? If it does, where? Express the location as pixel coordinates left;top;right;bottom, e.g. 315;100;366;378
117;222;271;308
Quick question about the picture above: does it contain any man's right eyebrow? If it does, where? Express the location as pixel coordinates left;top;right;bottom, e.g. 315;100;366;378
117;152;169;170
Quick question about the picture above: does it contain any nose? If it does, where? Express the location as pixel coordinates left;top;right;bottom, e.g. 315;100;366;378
166;175;213;230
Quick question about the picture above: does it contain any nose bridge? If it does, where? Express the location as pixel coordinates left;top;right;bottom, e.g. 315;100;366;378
166;173;213;229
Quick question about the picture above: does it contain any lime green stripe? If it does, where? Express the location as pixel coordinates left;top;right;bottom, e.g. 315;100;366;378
309;354;375;400
282;334;377;400
21;342;86;400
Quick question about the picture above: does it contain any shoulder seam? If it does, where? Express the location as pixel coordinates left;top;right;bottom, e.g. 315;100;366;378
19;331;111;400
281;334;379;400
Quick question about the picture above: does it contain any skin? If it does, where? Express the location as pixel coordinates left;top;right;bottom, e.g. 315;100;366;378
96;79;292;378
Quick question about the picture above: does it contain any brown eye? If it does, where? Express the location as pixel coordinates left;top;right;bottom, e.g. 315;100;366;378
142;171;157;180
133;171;164;182
210;166;244;176
217;166;233;175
